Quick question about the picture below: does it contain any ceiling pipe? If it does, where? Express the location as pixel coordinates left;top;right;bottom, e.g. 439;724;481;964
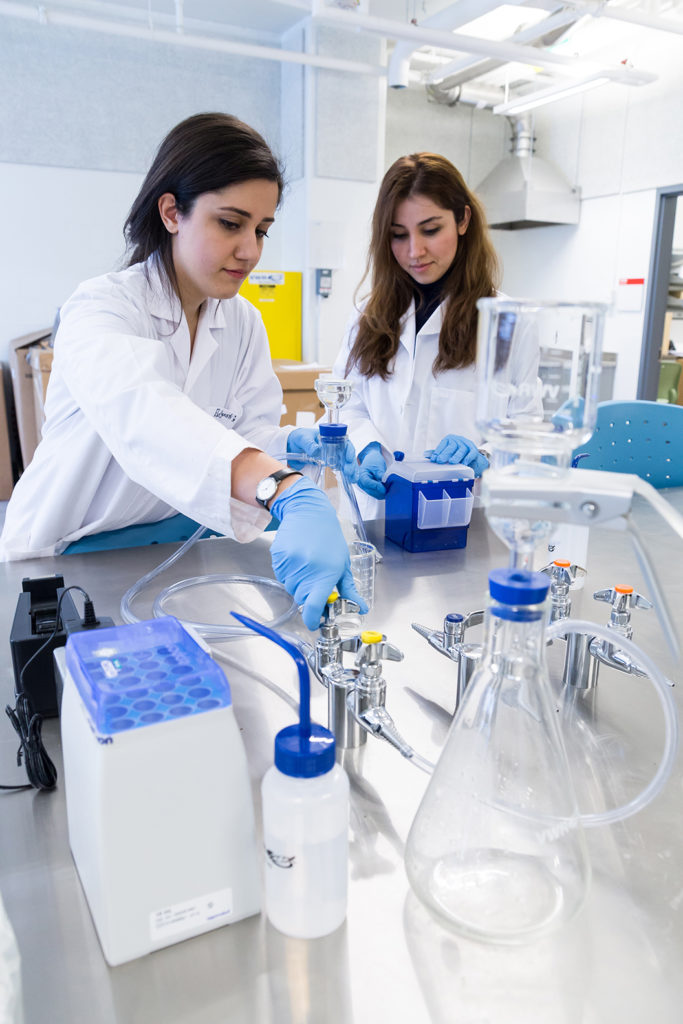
385;0;528;89
0;0;384;75
425;6;582;92
310;0;655;84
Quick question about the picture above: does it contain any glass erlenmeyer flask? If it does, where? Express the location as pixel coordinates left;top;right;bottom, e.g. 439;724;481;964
405;568;591;945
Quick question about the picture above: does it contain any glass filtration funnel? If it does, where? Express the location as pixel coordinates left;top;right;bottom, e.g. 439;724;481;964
405;569;591;945
314;377;353;425
314;376;371;549
475;298;608;567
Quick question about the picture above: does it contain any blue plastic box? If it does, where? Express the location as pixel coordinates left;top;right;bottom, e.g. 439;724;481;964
384;456;475;553
64;616;231;737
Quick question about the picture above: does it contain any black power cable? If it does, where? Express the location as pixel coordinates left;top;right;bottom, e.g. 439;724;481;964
2;585;99;793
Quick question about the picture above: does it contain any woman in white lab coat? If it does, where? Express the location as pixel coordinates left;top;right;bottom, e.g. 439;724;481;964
0;113;362;629
333;152;540;518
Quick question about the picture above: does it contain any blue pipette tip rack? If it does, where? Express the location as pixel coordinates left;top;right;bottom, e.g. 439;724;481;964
65;616;231;737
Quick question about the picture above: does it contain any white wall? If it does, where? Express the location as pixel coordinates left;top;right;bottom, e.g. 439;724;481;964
0;162;142;342
0;14;284;357
383;27;683;400
490;30;683;398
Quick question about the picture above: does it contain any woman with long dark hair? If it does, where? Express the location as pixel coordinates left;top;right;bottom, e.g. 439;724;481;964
333;152;539;514
1;113;362;628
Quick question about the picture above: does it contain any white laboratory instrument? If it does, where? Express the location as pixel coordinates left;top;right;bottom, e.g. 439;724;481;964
60;616;260;966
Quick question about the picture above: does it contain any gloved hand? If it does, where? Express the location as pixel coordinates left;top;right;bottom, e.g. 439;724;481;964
425;434;489;477
270;476;368;630
552;397;585;431
287;427;359;483
357;442;387;500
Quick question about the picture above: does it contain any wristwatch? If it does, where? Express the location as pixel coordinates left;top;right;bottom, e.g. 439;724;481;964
255;468;302;510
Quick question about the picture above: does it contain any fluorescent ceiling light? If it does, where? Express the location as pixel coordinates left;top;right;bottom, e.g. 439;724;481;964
493;75;611;114
455;4;550;42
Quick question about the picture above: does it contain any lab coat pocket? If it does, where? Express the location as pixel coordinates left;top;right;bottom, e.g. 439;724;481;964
426;386;478;449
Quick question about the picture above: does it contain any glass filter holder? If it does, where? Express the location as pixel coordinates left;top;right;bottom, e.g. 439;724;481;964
474;298;608;568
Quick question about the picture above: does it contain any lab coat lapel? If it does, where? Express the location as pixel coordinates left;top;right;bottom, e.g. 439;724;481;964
184;300;221;393
146;262;192;377
399;301;444;453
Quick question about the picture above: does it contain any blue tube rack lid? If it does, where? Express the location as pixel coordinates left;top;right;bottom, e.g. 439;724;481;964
383;456;475;484
64;616;231;737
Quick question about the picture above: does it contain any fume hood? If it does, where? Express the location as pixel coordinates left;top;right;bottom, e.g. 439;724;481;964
475;115;580;230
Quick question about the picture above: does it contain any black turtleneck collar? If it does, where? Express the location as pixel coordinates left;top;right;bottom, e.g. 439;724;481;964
413;275;446;335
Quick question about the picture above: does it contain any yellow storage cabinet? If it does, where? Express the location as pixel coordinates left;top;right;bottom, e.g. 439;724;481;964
240;270;302;360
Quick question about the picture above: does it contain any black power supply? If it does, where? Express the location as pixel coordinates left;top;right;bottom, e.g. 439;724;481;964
9;575;114;718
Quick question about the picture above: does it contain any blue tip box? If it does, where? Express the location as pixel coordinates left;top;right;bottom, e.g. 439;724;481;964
384;456;475;553
64;616;231;737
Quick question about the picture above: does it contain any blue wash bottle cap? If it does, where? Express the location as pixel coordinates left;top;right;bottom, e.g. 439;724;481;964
231;612;335;778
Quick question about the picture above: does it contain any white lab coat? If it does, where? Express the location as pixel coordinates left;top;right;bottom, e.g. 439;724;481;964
332;298;541;519
0;257;291;560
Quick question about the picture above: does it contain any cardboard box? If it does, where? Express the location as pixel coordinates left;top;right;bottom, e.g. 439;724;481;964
29;345;54;438
0;365;15;499
8;329;52;467
272;359;331;426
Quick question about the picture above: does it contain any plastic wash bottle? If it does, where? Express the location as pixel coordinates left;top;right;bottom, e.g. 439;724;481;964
232;612;349;939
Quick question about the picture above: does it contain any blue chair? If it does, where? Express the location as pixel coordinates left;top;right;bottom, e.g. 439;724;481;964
573;400;683;489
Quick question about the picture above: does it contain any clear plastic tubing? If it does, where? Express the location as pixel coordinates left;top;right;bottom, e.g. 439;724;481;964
119;451;324;638
119;526;298;641
546;618;679;828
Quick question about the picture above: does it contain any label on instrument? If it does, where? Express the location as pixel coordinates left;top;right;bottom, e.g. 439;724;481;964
149;887;233;940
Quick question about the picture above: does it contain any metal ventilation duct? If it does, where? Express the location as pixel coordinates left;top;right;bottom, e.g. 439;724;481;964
476;115;581;230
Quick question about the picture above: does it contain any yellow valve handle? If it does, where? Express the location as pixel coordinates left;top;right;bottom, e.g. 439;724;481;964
361;630;383;645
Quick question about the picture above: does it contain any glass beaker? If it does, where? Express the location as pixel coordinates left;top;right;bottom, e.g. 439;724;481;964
405;568;590;945
475;299;608;566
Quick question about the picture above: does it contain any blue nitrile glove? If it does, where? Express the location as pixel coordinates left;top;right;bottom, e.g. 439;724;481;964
424;434;489;477
357;442;387;500
270;476;368;630
287;427;359;483
552;397;585;431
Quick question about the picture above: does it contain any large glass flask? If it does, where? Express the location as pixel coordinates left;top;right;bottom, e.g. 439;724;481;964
405;569;590;945
475;299;608;565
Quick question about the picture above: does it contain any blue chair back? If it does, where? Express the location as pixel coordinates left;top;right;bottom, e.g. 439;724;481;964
574;400;683;489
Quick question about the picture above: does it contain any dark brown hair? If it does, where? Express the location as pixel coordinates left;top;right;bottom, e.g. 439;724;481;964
124;112;284;297
348;152;499;380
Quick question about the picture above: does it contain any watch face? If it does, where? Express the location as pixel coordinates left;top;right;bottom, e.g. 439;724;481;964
256;476;278;503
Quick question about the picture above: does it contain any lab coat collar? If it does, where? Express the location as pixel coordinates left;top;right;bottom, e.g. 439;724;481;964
145;255;182;323
143;255;226;332
398;298;444;353
142;256;224;385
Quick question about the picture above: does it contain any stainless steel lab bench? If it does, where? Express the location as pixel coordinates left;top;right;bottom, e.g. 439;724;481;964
2;497;683;1024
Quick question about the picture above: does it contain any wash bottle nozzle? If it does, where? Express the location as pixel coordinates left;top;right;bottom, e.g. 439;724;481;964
231;612;335;777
